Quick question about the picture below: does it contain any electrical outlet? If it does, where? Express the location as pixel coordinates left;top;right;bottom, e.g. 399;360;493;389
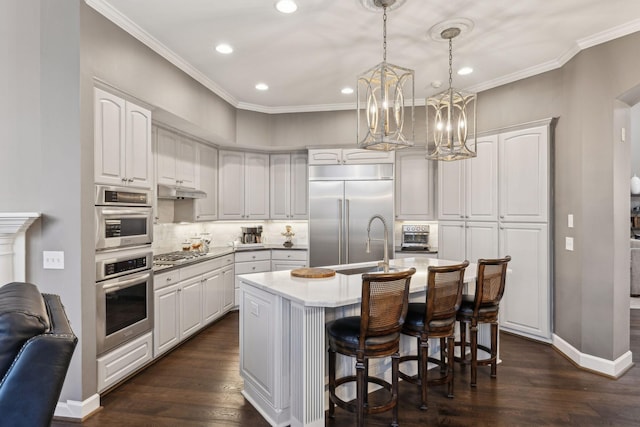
565;237;574;251
43;251;64;269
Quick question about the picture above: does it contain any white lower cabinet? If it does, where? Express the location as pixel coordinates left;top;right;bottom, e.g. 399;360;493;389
154;254;235;358
271;249;307;271
234;250;271;308
97;332;153;392
499;222;550;341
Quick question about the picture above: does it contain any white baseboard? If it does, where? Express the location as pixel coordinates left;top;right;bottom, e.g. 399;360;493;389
54;393;101;420
552;334;634;378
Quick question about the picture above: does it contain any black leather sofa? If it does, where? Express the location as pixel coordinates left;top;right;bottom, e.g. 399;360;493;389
0;282;78;427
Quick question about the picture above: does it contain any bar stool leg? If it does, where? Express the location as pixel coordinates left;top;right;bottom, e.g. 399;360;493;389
356;358;365;427
419;337;429;410
391;352;400;427
470;322;478;387
447;334;455;398
459;320;467;370
491;322;498;378
439;337;447;374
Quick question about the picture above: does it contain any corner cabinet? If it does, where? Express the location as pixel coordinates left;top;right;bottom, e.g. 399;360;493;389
218;150;270;220
270;153;308;219
395;149;436;220
94;88;152;189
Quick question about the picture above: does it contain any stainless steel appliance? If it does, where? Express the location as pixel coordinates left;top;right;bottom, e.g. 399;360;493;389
242;226;263;244
95;246;153;356
401;224;430;250
309;164;393;267
95;185;153;250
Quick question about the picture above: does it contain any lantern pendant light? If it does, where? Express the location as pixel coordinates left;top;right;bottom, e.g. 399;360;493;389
357;0;415;151
426;27;477;161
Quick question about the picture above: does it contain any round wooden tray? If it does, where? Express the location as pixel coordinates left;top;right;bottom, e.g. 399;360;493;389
290;267;336;278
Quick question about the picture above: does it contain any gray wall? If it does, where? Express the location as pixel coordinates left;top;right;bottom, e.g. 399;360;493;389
3;0;639;409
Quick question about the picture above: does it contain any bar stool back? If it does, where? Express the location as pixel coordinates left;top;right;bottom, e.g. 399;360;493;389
398;261;469;410
326;267;416;427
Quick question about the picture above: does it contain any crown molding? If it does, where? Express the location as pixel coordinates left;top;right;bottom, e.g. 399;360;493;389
85;0;238;108
576;17;640;49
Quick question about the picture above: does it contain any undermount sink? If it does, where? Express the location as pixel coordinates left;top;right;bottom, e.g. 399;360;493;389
335;265;399;275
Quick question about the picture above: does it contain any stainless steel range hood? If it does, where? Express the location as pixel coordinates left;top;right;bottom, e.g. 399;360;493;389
157;184;207;199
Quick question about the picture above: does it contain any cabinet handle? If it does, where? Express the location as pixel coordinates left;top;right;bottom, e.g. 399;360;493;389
121;177;127;183
500;215;505;219
128;178;134;183
252;266;256;270
166;277;172;282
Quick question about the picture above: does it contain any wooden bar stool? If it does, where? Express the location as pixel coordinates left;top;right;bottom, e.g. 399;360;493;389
326;267;416;427
455;256;511;387
398;261;469;410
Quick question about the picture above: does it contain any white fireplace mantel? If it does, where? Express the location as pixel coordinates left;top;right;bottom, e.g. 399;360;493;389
0;212;41;285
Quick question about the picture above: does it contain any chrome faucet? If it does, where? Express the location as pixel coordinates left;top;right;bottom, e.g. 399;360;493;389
366;214;390;272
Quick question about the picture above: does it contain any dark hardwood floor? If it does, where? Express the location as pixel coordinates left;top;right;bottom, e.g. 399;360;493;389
53;310;640;426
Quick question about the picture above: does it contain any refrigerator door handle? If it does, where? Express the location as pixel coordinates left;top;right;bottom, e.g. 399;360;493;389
345;199;350;263
338;199;343;264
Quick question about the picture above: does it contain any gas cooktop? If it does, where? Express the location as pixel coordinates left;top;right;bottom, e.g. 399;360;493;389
153;251;213;265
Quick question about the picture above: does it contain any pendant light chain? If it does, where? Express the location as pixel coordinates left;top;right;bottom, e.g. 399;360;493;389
382;6;387;62
448;37;453;89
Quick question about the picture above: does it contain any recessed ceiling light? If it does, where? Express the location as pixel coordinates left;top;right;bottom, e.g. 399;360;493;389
341;87;354;95
255;83;269;91
457;67;473;75
215;43;233;54
275;0;297;14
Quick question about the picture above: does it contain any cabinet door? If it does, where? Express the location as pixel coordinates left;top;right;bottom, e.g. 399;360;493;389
465;221;499;262
499;222;550;341
202;269;223;324
290;153;308;219
342;149;394;164
466;135;498;221
94;88;126;186
270;154;291;219
499;125;548;222
195;144;218;221
222;265;235;312
308;149;342;165
438;221;466;261
125;102;152;189
154;283;181;357
244;152;270;219
218;150;245;219
438;159;466;220
156;128;179;186
395;150;435;220
180;277;203;339
177;138;196;189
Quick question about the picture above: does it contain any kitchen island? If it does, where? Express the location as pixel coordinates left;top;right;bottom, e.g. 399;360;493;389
237;257;481;427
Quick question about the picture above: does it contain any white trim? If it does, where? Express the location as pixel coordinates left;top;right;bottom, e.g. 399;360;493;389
54;393;101;420
552;334;634;378
576;18;640;50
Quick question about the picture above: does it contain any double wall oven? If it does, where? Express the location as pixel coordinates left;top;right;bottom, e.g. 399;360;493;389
95;185;153;356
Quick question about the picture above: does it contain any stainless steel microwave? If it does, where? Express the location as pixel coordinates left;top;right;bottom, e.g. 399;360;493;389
95;206;153;250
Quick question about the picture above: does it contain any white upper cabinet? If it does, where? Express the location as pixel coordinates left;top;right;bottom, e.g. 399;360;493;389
156;128;196;189
438;135;498;221
194;143;218;221
499;125;549;222
94;88;152;189
308;148;394;165
219;150;269;220
395;149;435;220
270;152;308;219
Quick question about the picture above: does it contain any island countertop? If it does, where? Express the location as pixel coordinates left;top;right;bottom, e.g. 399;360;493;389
237;257;477;308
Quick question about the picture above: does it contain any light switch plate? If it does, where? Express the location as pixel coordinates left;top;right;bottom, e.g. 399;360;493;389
43;251;64;269
568;214;574;228
565;237;574;251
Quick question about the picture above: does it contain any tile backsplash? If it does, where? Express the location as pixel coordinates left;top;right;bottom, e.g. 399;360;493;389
152;220;309;254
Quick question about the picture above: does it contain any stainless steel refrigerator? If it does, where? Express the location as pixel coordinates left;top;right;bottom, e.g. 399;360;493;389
308;163;394;267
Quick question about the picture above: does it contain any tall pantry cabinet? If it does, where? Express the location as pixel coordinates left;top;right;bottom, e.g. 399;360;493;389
438;118;555;342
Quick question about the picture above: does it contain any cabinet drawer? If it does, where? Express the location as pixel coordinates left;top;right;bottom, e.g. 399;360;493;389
235;250;270;262
271;249;307;262
97;332;152;392
154;270;180;291
235;260;271;275
181;255;235;279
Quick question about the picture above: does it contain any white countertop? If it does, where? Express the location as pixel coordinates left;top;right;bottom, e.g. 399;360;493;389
238;258;477;308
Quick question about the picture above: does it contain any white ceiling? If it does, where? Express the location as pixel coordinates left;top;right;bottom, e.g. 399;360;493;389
88;0;640;114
